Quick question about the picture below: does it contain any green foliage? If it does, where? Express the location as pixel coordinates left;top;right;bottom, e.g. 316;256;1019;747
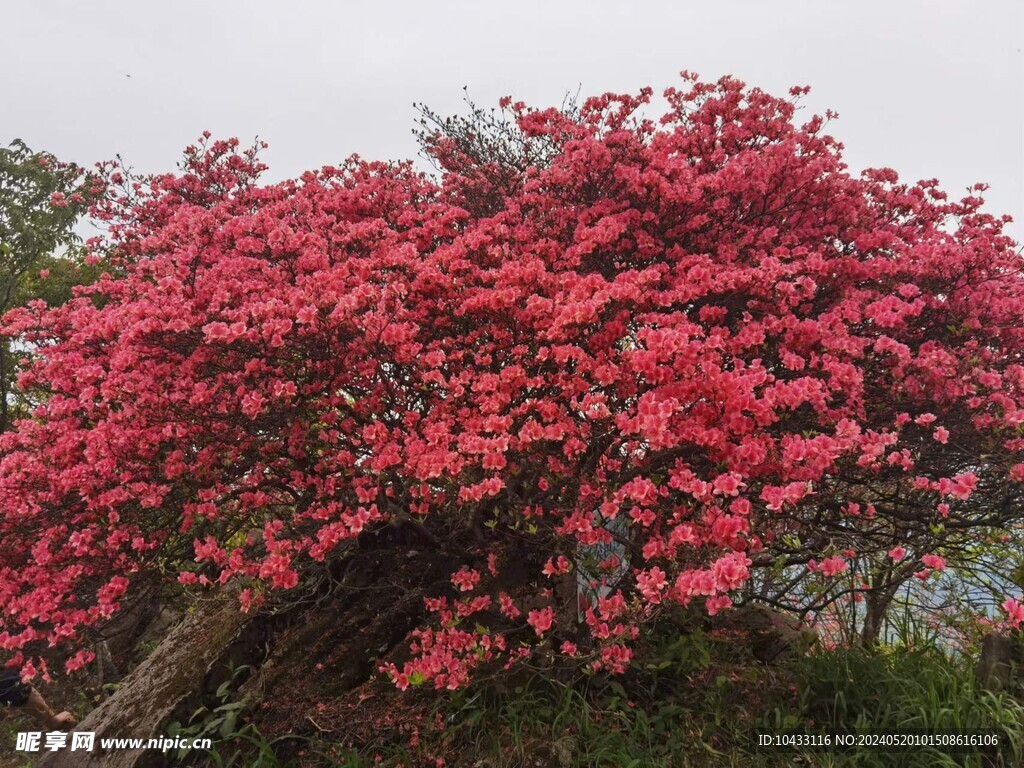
0;139;103;429
0;139;89;272
163;663;304;768
439;674;687;767
299;626;1024;768
772;644;1024;767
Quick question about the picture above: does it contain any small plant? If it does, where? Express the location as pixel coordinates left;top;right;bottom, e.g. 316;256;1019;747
162;663;304;767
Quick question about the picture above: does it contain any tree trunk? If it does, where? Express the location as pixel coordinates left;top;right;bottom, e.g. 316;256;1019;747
38;590;253;768
860;580;900;646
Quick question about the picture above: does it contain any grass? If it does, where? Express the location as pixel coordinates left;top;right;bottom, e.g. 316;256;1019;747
154;624;1024;767
774;643;1024;767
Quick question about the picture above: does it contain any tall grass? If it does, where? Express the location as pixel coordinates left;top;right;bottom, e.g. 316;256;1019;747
178;623;1024;767
775;643;1024;767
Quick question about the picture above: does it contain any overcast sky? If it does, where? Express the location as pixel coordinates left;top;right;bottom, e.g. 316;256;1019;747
5;0;1022;243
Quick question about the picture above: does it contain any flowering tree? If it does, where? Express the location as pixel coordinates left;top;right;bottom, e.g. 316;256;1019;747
2;74;1023;687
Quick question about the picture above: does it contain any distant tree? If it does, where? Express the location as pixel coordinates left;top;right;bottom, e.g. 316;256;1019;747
413;88;581;216
0;140;103;430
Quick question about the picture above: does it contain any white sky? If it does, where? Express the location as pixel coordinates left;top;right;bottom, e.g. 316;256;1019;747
5;0;1022;243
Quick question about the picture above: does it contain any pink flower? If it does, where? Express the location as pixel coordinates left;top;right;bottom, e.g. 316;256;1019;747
817;556;848;577
527;607;555;636
451;568;480;592
636;567;667;603
705;595;732;616
542;556;571;577
64;650;95;673
711;552;751;591
939;472;978;500
712;473;743;496
597;644;632;674
888;546;906;561
499;592;521;619
1002;597;1024;627
921;554;946;571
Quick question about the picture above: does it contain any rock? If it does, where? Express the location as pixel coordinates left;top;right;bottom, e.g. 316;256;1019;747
39;591;254;768
710;603;817;664
977;632;1016;693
